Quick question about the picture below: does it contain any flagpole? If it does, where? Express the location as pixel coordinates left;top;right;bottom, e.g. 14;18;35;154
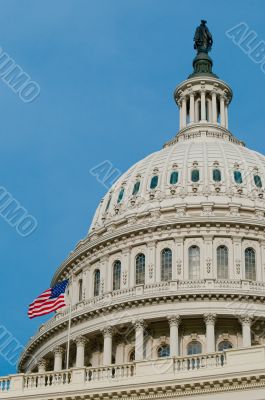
66;274;73;370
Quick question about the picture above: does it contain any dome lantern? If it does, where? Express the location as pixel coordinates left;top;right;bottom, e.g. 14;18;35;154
174;20;232;132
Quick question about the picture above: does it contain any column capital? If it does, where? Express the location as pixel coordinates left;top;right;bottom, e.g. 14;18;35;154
37;358;48;369
204;313;217;325
53;346;64;356
74;335;88;346
239;314;253;325
167;315;181;327
133;319;147;330
102;326;113;338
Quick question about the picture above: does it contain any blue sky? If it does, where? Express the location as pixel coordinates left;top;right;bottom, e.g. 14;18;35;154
0;0;265;375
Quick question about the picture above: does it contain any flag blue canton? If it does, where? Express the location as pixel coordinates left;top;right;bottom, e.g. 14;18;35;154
50;280;69;299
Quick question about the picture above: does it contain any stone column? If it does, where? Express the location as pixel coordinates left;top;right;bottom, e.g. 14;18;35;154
75;336;87;368
211;91;217;123
189;93;195;123
204;314;216;353
37;358;48;373
102;326;113;365
201;90;206;121
179;100;183;130
134;319;146;361
53;346;64;371
240;316;252;347
167;315;181;356
225;101;229;129
220;95;225;127
181;97;187;128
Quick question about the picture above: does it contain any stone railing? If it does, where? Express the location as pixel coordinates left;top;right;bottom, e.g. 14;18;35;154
0;377;10;392
86;363;135;382
3;346;265;398
24;370;71;389
175;351;225;371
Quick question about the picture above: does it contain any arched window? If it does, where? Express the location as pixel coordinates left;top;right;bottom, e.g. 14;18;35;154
217;245;229;279
189;246;200;280
170;171;179;185
129;349;135;362
132;181;140;195
161;248;172;281
78;278;83;302
105;195;112;211
117;188;124;203
254;175;263;188
187;341;202;355
234;170;243;184
94;269;101;296
157;345;170;358
213;169;221;182
135;253;145;285
191;169;200;182
113;260;121;291
218;341;233;351
150;175;158;189
245;248;256;280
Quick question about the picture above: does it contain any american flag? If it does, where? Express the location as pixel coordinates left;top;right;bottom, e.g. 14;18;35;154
28;280;69;319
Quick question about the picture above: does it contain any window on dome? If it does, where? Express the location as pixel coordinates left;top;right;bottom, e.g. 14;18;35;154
132;181;140;195
245;248;256;280
170;171;179;185
150;175;158;189
135;253;145;285
213;168;221;182
105;195;112;211
218;341;233;351
113;260;121;291
254;175;263;188
161;248;172;281
94;269;101;296
191;169;200;182
117;188;124;203
217;245;229;279
234;170;243;184
129;349;135;362
187;341;202;355
188;246;200;280
157;345;170;358
78;278;83;302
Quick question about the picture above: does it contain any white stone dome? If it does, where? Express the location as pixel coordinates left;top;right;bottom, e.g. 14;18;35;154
90;124;265;233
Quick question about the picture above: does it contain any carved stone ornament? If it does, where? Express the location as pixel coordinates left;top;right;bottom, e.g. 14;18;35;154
148;264;154;279
122;270;128;285
235;259;241;275
206;257;211;274
177;259;182;275
167;315;181;327
204;313;217;325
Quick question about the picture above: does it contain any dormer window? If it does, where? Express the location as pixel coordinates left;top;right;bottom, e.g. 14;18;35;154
170;171;179;185
117;188;125;203
191;169;200;183
132;181;140;195
105;195;112;211
254;175;262;188
213;168;221;182
234;170;243;184
150;175;158;189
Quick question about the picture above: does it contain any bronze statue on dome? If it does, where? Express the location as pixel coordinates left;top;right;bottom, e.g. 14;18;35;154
194;20;213;53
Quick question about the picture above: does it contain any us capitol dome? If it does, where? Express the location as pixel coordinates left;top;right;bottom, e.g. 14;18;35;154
2;20;265;400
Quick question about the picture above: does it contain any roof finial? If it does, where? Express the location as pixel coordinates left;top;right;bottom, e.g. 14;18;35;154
189;20;218;78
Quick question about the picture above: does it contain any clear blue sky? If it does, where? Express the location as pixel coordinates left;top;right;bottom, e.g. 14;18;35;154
0;0;265;375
